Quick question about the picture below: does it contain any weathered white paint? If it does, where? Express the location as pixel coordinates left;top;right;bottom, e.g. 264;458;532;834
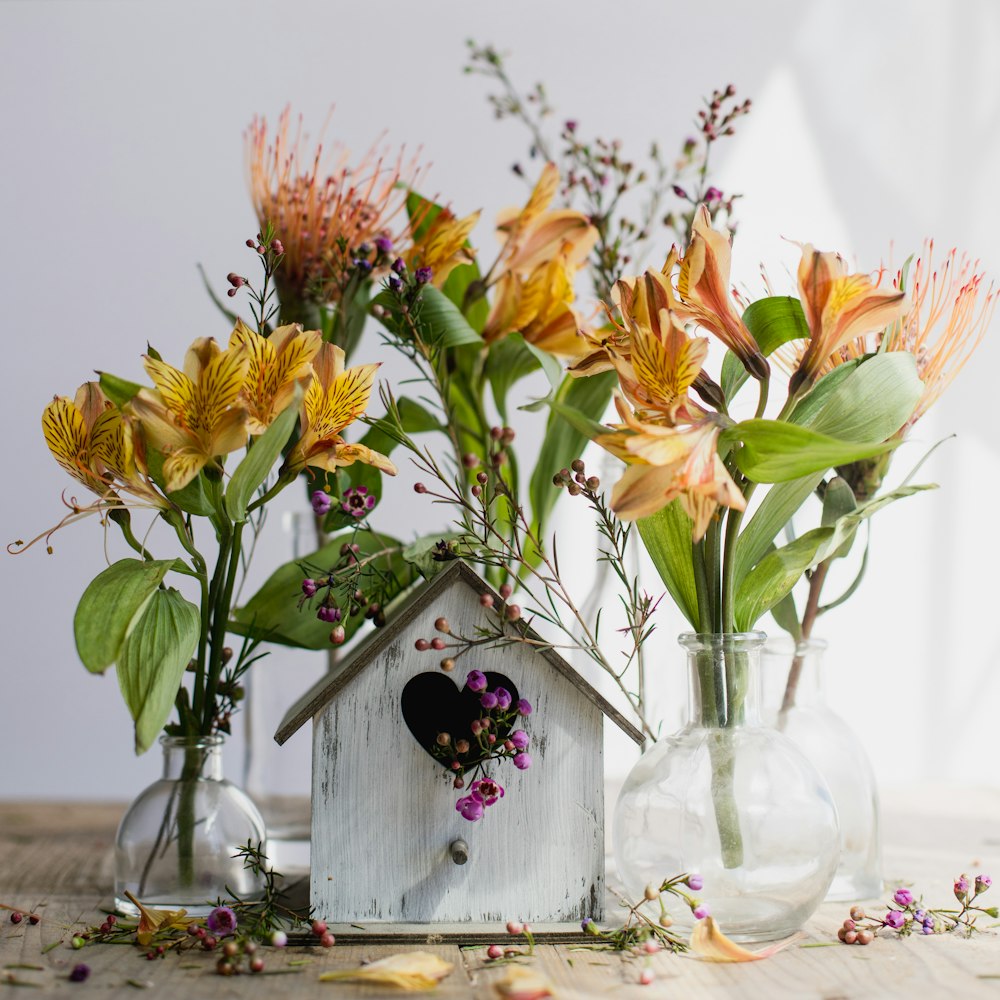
310;578;606;923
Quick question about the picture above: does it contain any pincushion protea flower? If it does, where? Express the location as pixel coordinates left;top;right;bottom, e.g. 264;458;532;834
246;107;422;310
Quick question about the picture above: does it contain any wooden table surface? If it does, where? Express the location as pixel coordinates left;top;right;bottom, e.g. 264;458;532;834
2;791;1000;998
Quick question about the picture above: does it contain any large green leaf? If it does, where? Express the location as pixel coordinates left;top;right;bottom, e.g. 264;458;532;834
720;419;897;483
734;484;934;630
528;371;616;536
115;588;200;754
486;334;564;422
414;286;484;348
636;501;700;628
74;559;176;673
732;352;922;588
225;388;302;522
232;533;419;649
721;296;810;402
442;263;489;333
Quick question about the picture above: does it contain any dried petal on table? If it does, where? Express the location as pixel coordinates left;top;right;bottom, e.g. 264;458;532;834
492;965;556;998
690;917;803;962
318;950;454;990
123;891;195;946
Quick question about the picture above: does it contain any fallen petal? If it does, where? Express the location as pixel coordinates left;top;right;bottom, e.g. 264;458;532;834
319;950;453;990
492;965;556;999
690;916;803;962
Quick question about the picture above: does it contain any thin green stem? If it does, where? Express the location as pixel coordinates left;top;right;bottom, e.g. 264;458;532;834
203;520;244;732
691;539;714;635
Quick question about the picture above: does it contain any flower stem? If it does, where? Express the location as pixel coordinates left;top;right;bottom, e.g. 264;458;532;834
779;559;830;713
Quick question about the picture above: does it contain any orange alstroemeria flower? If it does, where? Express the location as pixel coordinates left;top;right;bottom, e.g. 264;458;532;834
676;205;769;381
482;163;598;352
127;338;250;493
597;396;744;539
789;244;909;394
283;342;396;477
42;382;167;508
229;320;322;435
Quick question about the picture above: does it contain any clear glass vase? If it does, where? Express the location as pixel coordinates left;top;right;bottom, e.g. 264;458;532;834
613;632;839;943
763;636;882;901
114;735;267;916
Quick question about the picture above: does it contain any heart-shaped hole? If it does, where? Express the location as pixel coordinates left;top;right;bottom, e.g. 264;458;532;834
400;671;519;771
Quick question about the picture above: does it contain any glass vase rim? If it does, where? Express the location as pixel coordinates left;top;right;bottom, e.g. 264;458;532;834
764;634;828;654
677;631;767;652
158;734;225;750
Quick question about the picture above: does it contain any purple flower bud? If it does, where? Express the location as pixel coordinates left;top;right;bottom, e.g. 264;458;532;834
388;275;402;292
686;874;704;892
494;687;512;710
391;257;406;275
480;691;499;710
914;909;926;922
976;874;992;894
311;490;332;515
516;698;532;716
672;184;688;199
353;258;373;274
921;923;934;935
923;916;935;929
317;606;342;623
704;186;723;202
565;119;578;133
955;875;971;901
513;752;532;770
206;906;238;937
511;730;529;750
226;272;245;288
466;670;487;692
893;888;913;907
69;964;91;982
375;236;393;254
884;910;905;929
271;239;284;255
415;266;433;285
692;905;709;920
302;578;318;597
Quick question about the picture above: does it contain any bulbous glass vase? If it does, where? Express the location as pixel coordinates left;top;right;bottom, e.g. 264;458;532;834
114;735;267;916
763;636;882;901
613;633;839;943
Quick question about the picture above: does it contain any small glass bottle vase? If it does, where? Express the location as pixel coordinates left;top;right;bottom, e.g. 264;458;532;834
613;633;839;943
114;736;267;916
763;637;882;901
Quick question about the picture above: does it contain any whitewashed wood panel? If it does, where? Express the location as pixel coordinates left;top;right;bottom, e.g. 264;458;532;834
310;577;606;923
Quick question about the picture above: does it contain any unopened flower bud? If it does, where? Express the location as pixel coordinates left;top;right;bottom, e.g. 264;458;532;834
440;657;455;672
643;884;659;901
271;239;284;254
480;593;494;608
455;739;469;754
436;732;451;747
435;617;450;634
329;626;346;645
506;604;521;622
571;459;585;473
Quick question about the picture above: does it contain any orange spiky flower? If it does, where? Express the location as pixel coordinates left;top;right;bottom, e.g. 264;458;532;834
246;107;424;315
777;241;994;429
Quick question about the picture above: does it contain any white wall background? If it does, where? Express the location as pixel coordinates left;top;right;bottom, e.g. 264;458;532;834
2;0;999;801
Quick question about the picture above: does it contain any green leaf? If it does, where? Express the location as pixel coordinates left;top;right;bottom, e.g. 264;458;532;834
528;371;616;538
225;389;302;522
98;372;144;409
796;352;922;442
115;588;200;754
415;285;484;348
721;296;810;401
636;501;700;628
232;533;419;649
734;484;935;629
770;590;801;641
523;340;565;393
486;334;563;421
146;452;214;517
442;262;489;333
406;190;443;242
721;419;897;483
821;476;858;559
74;559;175;673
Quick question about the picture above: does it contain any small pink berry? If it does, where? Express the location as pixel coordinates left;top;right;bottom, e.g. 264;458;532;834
250;957;265;973
499;584;513;599
311;919;328;937
320;931;336;948
10;912;22;924
270;930;288;948
506;605;522;622
487;944;503;960
431;638;446;651
480;594;494;608
415;639;430;651
414;483;427;494
643;940;660;954
506;920;523;935
639;969;655;986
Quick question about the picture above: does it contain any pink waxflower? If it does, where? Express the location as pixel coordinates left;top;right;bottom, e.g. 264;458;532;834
470;778;504;806
466;670;487;692
513;752;532;770
341;484;376;518
456;795;484;821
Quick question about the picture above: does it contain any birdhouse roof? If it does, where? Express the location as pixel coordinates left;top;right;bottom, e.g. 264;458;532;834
274;559;645;746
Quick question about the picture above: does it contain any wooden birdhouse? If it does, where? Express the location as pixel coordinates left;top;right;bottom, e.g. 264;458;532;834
275;559;644;931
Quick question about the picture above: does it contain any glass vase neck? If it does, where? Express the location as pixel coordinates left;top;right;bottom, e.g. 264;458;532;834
763;636;828;711
159;735;224;781
679;632;766;729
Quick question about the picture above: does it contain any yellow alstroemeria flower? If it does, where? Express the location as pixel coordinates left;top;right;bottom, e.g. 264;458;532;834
42;382;166;507
676;205;769;381
283;342;397;477
789;244;909;394
127;338;250;493
229;320;322;434
482;163;598;346
405;207;480;287
597;396;744;539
